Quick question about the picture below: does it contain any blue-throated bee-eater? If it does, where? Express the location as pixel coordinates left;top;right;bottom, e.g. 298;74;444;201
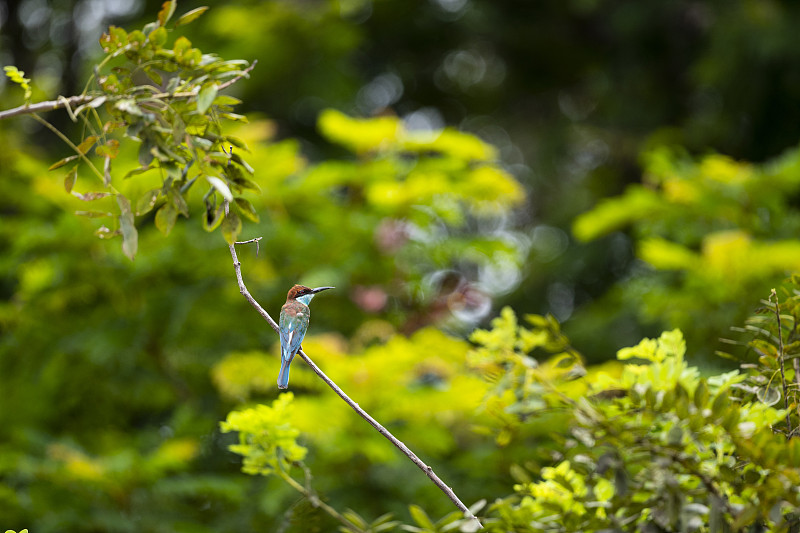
277;284;334;389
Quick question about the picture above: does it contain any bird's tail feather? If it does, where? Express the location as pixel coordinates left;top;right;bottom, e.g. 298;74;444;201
277;357;291;389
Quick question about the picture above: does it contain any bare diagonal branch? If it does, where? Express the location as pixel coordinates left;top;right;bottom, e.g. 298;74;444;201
228;240;482;529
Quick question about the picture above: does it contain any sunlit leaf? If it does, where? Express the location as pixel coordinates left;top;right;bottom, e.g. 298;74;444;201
207;176;233;202
203;204;224;232
175;6;209;27
148;26;167;46
408;505;435;529
157;0;177;26
197;84;218;114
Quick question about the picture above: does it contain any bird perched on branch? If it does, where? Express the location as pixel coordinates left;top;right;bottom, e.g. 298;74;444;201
278;284;334;389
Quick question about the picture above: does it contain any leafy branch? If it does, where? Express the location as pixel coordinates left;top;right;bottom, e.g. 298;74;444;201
1;1;260;259
227;237;483;531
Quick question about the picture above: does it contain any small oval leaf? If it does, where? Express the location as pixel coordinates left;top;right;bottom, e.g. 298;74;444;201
50;155;79;171
175;6;209;27
197;84;218;114
234;197;259;222
64;165;78;193
76;135;99;155
221;211;242;244
155;203;178;235
136;189;160;215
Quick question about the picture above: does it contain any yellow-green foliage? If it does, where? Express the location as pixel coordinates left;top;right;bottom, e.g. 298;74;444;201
572;145;800;352
314;109;524;219
218;304;800;531
214;328;489;464
471;309;800;532
220;392;307;476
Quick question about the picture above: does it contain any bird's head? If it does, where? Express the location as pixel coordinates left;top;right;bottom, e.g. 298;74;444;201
287;284;334;305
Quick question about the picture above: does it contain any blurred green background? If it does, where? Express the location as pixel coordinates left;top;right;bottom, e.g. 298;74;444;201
4;0;800;530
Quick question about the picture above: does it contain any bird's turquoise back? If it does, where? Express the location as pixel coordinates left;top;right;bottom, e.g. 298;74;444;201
277;300;310;389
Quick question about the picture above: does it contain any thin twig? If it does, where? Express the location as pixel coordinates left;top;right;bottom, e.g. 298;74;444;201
30;112;108;186
228;240;482;529
771;289;792;433
0;61;257;121
276;465;359;533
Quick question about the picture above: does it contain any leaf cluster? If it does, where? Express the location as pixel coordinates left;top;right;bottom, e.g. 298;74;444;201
469;309;800;532
4;1;257;259
572;145;800;355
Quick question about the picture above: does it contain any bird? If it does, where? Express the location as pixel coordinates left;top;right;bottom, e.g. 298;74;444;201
277;284;334;389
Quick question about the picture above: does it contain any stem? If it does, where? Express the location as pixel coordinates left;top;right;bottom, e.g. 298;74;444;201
0;61;257;121
771;289;792;433
276;469;360;533
30;112;108;186
228;240;482;529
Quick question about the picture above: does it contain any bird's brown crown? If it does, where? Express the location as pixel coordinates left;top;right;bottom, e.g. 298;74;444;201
286;284;313;301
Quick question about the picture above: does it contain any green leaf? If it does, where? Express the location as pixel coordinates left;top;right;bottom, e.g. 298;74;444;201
4;65;32;100
157;0;177;26
49;155;79;171
64;165;78;193
124;166;155;179
76;135;99;155
207;176;233;202
73;191;112;201
148;26;167;46
173;36;192;56
232;176;261;193
221;112;248;123
408;505;435;529
234;197;259;222
136;189;160;215
731;505;759;530
143;67;162;85
155;203;178;236
230;152;255;174
203;204;224;232
197;84;218;115
711;389;729;418
221;211;242;245
213;95;242;106
95;139;120;159
342;509;368;529
169;189;190;217
694;379;709;409
175;6;209;27
117;194;138;260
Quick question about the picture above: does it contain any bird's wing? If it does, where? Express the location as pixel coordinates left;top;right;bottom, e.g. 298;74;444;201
279;304;310;362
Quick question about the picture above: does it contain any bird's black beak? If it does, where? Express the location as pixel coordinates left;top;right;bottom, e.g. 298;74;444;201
311;286;335;294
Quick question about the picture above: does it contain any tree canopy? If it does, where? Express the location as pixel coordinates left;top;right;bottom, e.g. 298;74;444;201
4;1;800;532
